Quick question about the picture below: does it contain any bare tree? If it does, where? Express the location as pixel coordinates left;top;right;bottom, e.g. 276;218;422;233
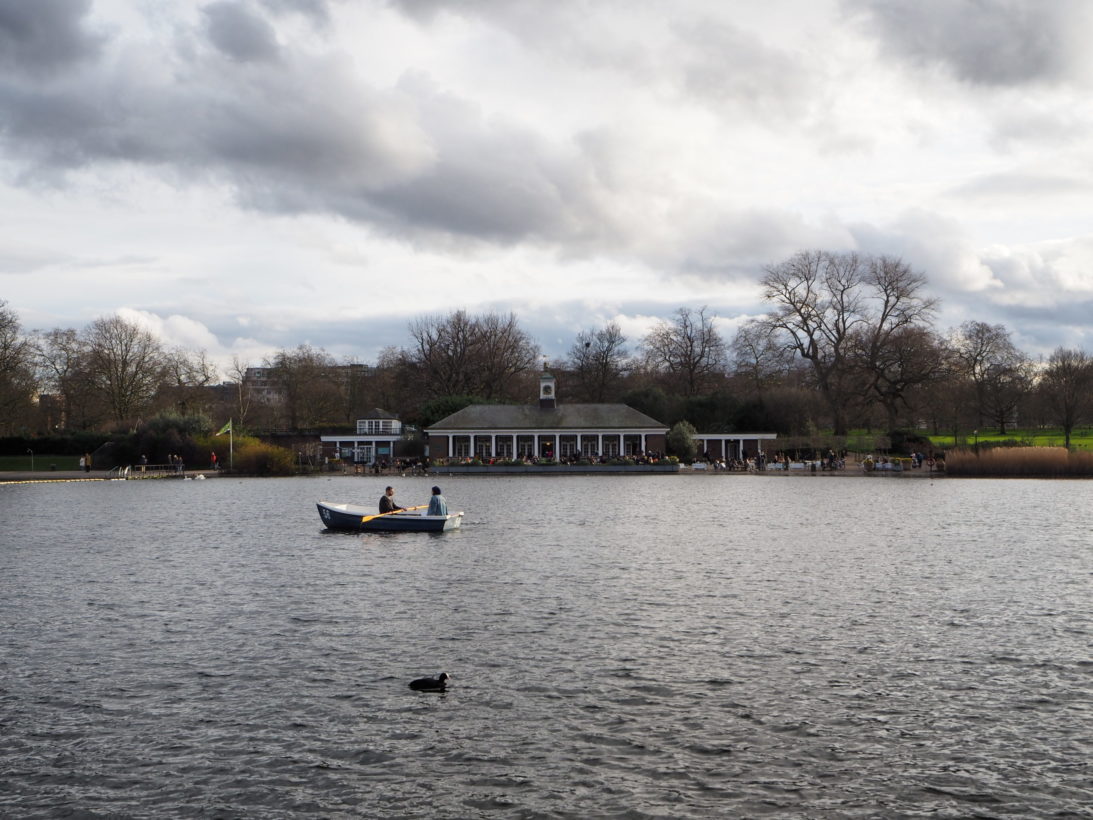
33;327;103;430
266;344;343;430
160;348;219;416
854;257;942;428
567;322;630;402
227;356;254;427
407;310;539;401
854;325;950;431
85;315;167;426
475;311;541;400
641;306;728;396
1039;347;1093;448
951;321;1031;434
0;301;37;434
731;318;793;398
408;310;480;398
759;251;867;435
759;251;939;435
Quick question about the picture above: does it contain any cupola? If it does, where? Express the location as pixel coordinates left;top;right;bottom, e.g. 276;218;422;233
539;371;557;409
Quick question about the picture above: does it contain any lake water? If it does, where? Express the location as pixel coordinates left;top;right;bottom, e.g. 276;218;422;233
0;473;1089;818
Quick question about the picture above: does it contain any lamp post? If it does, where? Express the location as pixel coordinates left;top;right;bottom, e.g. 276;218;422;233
26;448;33;471
973;429;979;454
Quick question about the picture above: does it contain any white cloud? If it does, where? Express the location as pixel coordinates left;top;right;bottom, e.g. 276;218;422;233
0;0;1091;363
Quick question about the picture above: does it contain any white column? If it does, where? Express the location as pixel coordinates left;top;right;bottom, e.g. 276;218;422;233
491;434;496;457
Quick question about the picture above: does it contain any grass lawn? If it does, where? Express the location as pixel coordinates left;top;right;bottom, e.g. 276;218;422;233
0;454;83;471
925;428;1093;451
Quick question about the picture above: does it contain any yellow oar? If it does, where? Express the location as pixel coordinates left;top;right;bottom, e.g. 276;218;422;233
360;504;427;524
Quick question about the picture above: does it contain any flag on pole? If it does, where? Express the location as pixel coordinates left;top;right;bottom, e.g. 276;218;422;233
216;420;232;436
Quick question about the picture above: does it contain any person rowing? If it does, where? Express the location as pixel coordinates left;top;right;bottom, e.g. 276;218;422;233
378;486;404;514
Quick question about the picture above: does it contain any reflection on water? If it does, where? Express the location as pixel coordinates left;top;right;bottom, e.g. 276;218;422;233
0;474;1089;817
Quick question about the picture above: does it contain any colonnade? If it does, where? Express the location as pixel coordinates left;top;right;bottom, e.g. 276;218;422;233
441;432;654;460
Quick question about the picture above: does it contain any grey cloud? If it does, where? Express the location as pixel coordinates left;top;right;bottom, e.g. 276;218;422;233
955;297;1093;354
258;0;335;25
0;0;103;77
204;2;282;63
848;0;1091;86
670;210;855;284
672;19;817;118
0;20;614;249
948;172;1093;201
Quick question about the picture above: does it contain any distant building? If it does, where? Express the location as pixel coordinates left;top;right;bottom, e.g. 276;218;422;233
243;367;284;404
693;432;778;462
425;372;669;460
319;408;406;464
242;363;373;406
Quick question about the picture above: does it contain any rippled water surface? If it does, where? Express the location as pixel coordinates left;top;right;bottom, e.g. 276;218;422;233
1;473;1090;818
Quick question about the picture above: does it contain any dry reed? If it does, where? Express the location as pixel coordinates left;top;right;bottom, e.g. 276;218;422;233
945;446;1093;477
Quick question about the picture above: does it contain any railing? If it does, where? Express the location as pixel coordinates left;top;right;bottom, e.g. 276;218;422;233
115;463;192;479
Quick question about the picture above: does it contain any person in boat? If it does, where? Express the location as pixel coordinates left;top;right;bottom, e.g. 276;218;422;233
427;485;447;516
379;486;404;514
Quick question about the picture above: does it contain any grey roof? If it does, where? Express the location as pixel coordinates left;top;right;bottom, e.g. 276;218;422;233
362;407;399;419
426;403;667;432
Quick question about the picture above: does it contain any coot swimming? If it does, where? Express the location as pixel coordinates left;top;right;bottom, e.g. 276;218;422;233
409;672;450;691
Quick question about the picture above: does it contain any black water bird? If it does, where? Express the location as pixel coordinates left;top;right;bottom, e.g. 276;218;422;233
409;672;450;691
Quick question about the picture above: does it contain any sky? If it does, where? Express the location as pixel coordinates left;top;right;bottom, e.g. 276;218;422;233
2;0;1092;376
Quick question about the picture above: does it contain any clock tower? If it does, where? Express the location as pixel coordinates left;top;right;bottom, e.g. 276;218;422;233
539;371;557;409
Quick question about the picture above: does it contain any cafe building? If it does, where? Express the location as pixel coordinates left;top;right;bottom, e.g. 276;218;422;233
425;372;669;461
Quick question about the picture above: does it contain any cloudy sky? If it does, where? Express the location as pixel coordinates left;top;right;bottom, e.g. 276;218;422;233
2;0;1092;373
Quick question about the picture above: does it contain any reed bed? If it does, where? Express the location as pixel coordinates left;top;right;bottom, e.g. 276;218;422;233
945;446;1093;477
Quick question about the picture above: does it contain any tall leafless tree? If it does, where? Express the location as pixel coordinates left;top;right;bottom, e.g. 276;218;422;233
266;344;343;430
85;315;167;427
641;306;728;397
759;251;867;435
567;322;630;402
731;318;794;398
226;356;254;428
951;321;1031;434
1039;347;1093;448
760;251;938;435
33;327;102;430
0;300;37;434
160;348;219;416
854;257;942;428
407;310;539;401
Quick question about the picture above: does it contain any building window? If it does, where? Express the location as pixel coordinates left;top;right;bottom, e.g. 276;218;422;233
581;438;597;457
357;419;402;435
453;436;471;458
497;437;513;458
604;437;620;457
517;436;535;458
